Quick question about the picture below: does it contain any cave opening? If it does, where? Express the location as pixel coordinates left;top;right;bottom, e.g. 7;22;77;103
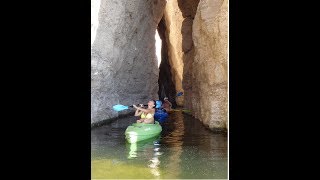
156;18;178;108
155;30;162;68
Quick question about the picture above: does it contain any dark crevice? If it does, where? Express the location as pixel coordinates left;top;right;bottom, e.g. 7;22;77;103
157;17;177;108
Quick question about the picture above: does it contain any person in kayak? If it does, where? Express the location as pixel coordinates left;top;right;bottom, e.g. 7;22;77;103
162;97;172;112
133;100;156;124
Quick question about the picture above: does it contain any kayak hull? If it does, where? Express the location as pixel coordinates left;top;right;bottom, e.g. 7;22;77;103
125;121;162;143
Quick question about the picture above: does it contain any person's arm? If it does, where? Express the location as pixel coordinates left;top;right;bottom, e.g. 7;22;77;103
133;105;144;116
134;108;143;116
133;104;153;113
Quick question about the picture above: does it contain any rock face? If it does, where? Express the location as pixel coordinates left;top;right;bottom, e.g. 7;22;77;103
91;0;166;124
163;0;199;107
177;0;200;110
164;0;228;130
162;1;183;106
192;0;228;129
91;0;228;130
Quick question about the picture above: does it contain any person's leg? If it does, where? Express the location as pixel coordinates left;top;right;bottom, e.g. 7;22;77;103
143;119;154;124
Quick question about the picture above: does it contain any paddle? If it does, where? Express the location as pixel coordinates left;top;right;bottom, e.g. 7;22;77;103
171;108;192;113
176;92;183;97
112;104;147;112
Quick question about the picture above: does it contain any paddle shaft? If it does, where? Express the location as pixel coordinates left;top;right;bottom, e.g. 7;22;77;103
129;104;148;108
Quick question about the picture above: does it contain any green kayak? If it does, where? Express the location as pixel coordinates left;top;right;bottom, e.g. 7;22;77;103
125;121;162;143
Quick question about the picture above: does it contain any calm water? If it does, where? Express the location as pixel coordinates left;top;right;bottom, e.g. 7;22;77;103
91;111;228;179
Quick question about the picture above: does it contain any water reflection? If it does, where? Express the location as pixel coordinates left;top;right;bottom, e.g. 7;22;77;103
91;110;228;179
126;135;160;159
148;141;161;178
161;111;185;177
126;135;163;178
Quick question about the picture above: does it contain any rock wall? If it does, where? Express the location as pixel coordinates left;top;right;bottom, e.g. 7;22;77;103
91;0;166;124
163;0;200;107
91;0;228;130
162;1;183;106
177;0;200;110
192;0;228;129
164;0;228;130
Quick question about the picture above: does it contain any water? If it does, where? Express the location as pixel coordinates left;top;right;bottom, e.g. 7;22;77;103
91;111;228;179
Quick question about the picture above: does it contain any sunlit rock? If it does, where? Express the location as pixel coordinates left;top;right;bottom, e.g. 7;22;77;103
91;0;166;124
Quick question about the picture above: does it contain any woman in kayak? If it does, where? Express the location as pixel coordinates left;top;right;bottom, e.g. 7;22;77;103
133;100;156;124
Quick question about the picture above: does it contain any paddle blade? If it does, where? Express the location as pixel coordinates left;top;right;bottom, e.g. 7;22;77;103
177;92;183;96
113;104;129;111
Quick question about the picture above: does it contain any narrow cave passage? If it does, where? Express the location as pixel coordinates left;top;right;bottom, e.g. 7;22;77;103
156;18;178;108
91;0;228;178
91;0;228;130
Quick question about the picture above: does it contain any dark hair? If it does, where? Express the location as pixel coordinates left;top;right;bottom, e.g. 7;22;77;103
152;100;156;109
